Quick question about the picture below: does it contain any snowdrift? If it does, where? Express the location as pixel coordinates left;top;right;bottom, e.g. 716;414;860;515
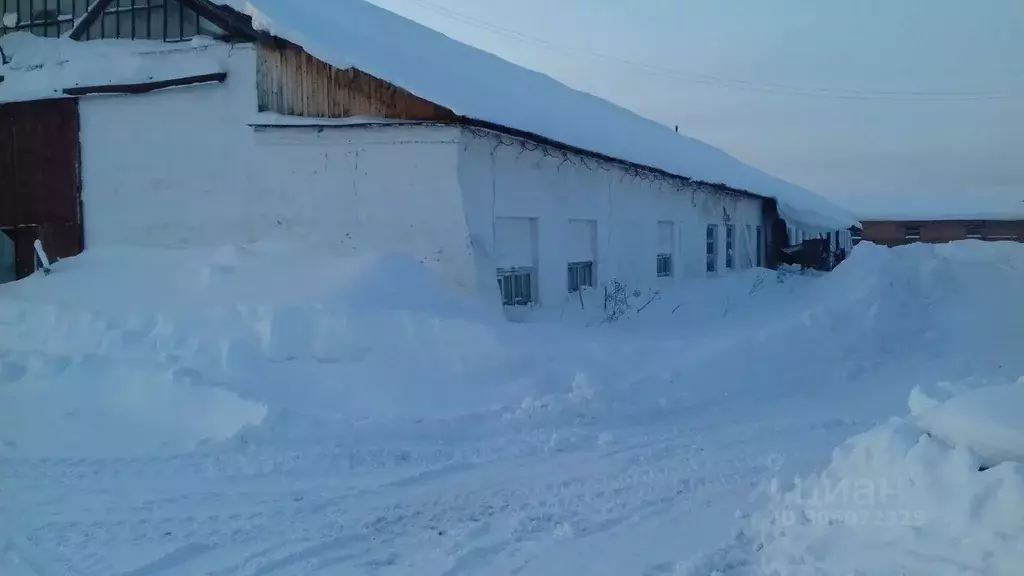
0;355;267;458
753;377;1024;575
0;243;506;457
3;239;1020;458
2;239;1024;575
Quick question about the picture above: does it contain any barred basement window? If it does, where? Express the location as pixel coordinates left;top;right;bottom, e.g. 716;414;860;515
706;224;718;273
966;225;983;239
567;261;594;293
496;268;534;306
905;226;921;240
656;253;672;277
725;224;735;269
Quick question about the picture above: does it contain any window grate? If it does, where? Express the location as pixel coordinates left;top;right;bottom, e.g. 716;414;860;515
497;268;534;306
656;253;672;277
725;224;735;269
905;226;921;240
75;0;224;42
0;0;91;38
706;224;718;273
567;261;593;293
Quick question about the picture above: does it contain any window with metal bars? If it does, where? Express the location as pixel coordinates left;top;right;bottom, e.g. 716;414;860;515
567;261;593;293
496;268;534;306
966;224;983;239
85;0;224;42
725;224;735;269
905;226;921;240
0;0;226;41
656;253;672;277
0;0;91;37
706;224;718;273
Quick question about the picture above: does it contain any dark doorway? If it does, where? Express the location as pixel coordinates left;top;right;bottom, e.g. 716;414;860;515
0;98;84;281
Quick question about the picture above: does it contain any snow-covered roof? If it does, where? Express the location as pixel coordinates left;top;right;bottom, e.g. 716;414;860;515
857;191;1024;222
215;0;858;232
0;32;226;104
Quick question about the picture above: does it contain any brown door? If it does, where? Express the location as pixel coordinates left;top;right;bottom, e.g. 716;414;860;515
0;98;84;280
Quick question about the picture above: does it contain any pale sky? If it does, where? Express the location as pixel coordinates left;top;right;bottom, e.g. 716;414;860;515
370;0;1024;217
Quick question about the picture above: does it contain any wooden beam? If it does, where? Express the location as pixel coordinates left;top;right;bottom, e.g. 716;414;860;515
185;0;278;44
62;72;227;96
67;0;118;41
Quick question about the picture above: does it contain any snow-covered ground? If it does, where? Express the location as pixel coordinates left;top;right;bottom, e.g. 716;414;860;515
747;377;1024;576
1;241;1022;575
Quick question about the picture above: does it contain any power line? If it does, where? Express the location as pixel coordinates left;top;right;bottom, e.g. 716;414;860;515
394;0;1017;101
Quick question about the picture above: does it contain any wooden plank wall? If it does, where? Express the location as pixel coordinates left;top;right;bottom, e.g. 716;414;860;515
257;42;457;121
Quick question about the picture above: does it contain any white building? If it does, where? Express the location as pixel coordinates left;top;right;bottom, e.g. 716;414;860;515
0;0;857;309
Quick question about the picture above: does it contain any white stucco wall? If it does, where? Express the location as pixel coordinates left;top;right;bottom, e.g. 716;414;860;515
78;43;258;249
457;128;767;308
78;43;478;292
74;41;791;306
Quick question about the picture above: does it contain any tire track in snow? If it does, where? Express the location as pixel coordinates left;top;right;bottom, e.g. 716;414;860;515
19;437;769;574
1;395;859;575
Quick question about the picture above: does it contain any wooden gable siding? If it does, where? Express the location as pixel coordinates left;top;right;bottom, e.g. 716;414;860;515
256;43;456;121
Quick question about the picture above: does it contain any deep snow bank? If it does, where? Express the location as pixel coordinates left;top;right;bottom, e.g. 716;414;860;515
0;355;267;458
752;377;1024;576
911;380;1024;469
0;243;506;456
2;239;1021;456
0;243;502;371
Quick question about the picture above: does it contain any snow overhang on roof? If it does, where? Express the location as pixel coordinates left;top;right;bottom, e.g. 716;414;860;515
0;32;228;104
216;0;859;232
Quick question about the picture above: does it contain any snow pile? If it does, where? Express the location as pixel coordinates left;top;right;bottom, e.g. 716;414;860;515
0;32;227;104
912;380;1024;469
752;378;1024;576
0;355;267;458
526;267;807;329
2;240;1023;575
215;0;857;232
0;243;507;457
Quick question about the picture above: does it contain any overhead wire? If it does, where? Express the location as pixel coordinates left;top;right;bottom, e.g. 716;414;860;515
394;0;1017;101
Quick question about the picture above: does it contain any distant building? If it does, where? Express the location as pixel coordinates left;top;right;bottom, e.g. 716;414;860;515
859;218;1024;247
0;0;857;310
